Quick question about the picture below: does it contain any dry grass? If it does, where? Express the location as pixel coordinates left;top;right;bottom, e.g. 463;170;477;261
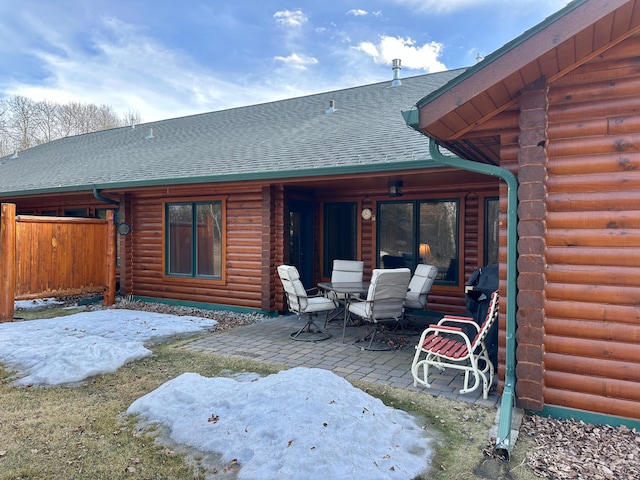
0;330;539;479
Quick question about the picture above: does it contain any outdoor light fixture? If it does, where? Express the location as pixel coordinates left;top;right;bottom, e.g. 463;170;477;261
388;180;403;197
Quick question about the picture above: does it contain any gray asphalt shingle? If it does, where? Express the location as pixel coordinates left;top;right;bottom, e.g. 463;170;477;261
0;68;466;196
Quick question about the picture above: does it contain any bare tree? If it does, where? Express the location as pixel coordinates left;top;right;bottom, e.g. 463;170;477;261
5;95;39;151
0;95;144;157
0;102;9;155
34;99;59;145
122;109;142;128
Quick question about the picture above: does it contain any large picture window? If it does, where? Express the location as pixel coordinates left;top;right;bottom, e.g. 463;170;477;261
378;199;459;285
166;201;223;278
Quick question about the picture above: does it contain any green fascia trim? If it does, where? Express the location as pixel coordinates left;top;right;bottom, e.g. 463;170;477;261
415;0;587;110
401;109;419;130
534;405;640;431
131;296;277;317
0;160;440;198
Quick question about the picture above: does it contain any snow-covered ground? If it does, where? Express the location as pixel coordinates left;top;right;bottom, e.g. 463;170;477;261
3;302;217;386
1;300;435;479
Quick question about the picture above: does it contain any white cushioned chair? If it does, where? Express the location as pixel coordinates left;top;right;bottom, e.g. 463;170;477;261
277;264;337;341
348;268;411;350
324;259;364;326
405;264;438;310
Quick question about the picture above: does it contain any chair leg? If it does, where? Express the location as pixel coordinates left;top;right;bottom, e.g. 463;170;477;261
354;324;393;351
394;311;420;335
290;313;331;341
324;305;344;328
411;348;429;387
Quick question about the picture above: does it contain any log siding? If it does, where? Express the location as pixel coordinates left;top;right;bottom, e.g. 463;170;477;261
128;187;265;310
542;37;640;420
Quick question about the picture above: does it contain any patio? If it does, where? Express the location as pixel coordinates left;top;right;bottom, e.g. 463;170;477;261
181;313;500;407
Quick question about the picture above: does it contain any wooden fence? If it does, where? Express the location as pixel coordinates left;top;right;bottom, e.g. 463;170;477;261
0;203;116;322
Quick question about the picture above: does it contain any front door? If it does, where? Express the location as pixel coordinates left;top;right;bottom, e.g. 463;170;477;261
288;199;314;287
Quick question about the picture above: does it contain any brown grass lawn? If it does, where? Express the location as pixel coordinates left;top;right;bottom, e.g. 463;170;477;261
0;327;538;480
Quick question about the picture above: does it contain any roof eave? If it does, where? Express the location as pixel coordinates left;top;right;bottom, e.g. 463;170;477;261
0;160;441;198
413;0;640;141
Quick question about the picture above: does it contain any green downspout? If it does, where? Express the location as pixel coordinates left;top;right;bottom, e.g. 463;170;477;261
92;185;120;207
426;138;518;459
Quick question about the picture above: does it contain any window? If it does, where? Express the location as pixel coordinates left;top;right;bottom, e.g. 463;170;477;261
166;201;223;278
484;197;499;266
323;202;357;277
378;199;459;285
64;208;88;217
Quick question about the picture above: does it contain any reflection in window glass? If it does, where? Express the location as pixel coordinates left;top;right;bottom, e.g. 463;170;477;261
167;202;222;278
485;197;499;266
377;199;459;284
419;201;458;283
196;204;221;276
378;202;414;269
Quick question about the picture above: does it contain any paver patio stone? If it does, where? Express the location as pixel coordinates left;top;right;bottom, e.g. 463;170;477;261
180;314;500;407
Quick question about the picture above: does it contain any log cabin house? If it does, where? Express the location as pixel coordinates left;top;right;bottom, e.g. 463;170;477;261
2;0;640;442
0;65;498;319
405;0;640;437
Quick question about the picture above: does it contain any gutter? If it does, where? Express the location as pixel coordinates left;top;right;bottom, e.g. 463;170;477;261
403;133;517;457
92;185;120;207
1;160;444;199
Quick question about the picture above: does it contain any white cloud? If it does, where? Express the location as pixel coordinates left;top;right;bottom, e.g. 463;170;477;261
346;8;383;17
2;16;326;122
274;53;319;70
273;9;308;28
353;35;446;72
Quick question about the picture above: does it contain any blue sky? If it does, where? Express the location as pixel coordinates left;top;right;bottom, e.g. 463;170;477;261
0;0;570;122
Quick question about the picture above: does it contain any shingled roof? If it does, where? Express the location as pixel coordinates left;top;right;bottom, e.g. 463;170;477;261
0;68;465;197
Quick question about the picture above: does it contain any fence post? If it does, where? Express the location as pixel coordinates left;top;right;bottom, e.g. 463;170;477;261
104;210;116;306
0;203;16;322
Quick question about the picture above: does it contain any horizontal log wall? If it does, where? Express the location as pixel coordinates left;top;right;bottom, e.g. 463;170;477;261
128;186;265;310
544;37;640;420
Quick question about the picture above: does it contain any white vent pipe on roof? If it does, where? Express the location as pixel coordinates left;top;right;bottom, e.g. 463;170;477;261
391;58;402;87
325;100;336;114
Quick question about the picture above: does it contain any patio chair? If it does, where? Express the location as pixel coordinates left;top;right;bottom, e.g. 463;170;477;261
277;264;337;341
324;259;364;326
400;264;438;332
405;264;438;311
410;290;499;399
331;259;364;284
348;268;411;350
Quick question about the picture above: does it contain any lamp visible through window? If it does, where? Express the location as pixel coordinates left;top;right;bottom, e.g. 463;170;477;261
419;243;432;261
